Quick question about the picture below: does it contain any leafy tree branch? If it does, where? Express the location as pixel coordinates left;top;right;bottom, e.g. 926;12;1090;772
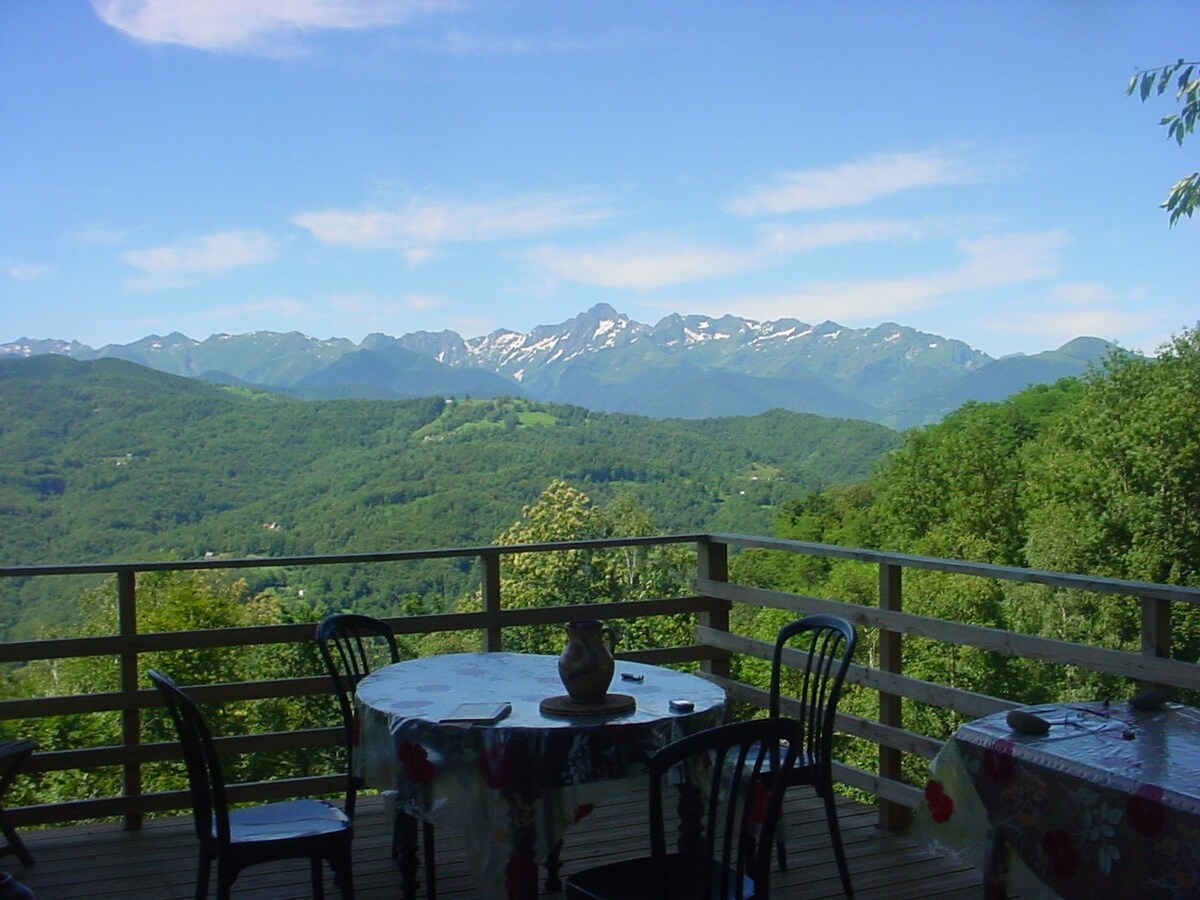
1128;58;1200;225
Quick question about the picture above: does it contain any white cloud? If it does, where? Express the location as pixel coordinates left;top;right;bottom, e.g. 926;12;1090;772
712;230;1069;322
122;230;280;289
980;308;1156;339
400;29;624;56
293;193;613;256
759;218;943;253
1047;282;1112;307
529;240;757;290
4;263;56;281
727;146;987;216
201;297;311;321
328;292;445;316
978;283;1166;347
68;223;135;246
92;0;455;53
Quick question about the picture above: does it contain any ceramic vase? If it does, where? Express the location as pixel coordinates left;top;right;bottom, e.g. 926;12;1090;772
557;619;616;704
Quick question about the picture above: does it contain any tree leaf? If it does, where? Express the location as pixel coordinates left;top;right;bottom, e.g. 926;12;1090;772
1158;67;1174;94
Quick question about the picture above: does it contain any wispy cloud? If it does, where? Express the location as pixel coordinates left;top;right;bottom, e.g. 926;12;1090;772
293;193;614;257
713;230;1069;322
68;223;135;245
402;29;605;56
122;230;280;290
981;307;1156;340
528;215;978;290
92;0;456;53
977;283;1165;347
529;239;757;290
4;263;56;281
727;146;990;216
200;297;311;322
758;216;968;253
329;292;446;317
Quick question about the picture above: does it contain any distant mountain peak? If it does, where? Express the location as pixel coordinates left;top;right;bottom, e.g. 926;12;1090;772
0;307;1116;427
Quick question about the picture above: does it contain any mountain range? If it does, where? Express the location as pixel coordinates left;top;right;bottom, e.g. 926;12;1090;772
1;304;1116;428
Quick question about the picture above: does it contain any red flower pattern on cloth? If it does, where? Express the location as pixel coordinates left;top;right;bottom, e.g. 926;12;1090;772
924;779;955;823
504;855;537;900
749;781;771;824
1043;828;1078;879
982;739;1015;784
479;741;513;789
1127;783;1166;837
396;741;436;784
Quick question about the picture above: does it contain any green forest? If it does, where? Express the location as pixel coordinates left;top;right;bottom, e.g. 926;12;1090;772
729;323;1200;780
4;322;1200;805
0;353;896;636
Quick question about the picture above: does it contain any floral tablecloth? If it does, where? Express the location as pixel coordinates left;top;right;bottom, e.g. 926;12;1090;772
354;652;726;899
914;701;1200;899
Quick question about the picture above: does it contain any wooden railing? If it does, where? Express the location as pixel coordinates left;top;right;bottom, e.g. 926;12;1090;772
3;532;1199;833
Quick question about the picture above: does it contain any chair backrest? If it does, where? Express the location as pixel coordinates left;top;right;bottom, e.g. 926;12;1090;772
768;615;857;767
647;717;802;900
149;668;230;849
315;613;400;770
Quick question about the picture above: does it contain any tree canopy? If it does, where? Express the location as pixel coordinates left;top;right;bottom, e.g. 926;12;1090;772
729;324;1200;782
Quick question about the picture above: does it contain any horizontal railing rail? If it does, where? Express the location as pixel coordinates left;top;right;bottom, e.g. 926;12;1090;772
2;532;1198;832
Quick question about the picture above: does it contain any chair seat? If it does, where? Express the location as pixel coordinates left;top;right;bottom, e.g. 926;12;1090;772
566;853;757;900
222;798;351;843
749;743;820;785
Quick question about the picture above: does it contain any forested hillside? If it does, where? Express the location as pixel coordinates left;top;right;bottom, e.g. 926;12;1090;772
7;329;1199;811
0;354;898;636
730;324;1200;779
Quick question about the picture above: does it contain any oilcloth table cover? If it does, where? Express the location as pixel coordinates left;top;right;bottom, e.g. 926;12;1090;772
913;701;1200;899
354;652;726;899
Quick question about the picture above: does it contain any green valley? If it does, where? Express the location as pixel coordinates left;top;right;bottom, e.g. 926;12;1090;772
0;354;899;636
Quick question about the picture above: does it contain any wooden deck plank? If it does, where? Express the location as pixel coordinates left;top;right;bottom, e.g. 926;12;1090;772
8;793;984;899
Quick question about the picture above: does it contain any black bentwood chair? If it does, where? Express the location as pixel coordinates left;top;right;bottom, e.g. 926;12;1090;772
148;669;353;900
315;613;438;899
565;717;802;900
763;615;857;896
0;739;37;868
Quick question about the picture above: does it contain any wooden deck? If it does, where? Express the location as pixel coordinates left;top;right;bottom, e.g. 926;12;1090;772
7;791;983;899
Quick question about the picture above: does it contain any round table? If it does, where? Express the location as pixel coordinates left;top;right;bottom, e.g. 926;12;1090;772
354;652;726;899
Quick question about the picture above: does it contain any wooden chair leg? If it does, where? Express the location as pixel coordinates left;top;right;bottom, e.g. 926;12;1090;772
0;821;32;870
394;812;421;900
340;844;356;900
544;839;564;892
311;856;325;900
422;821;436;900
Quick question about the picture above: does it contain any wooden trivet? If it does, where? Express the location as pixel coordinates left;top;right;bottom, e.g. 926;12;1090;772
539;693;636;717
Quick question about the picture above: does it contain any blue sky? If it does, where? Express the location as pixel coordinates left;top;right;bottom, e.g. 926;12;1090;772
2;1;1197;357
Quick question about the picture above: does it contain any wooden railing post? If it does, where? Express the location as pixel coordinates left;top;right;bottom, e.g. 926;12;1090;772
117;569;142;830
482;552;503;652
878;562;909;830
696;538;731;681
1141;596;1172;685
